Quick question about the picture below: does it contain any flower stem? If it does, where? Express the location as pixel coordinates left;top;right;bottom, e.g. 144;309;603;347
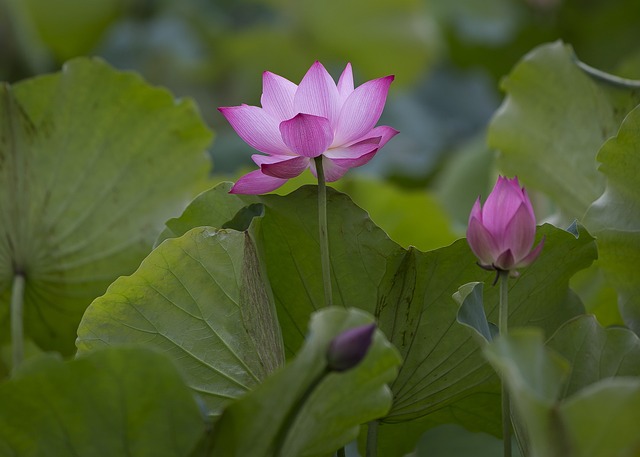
499;270;512;457
499;271;509;336
11;273;25;374
314;156;333;308
274;367;329;456
366;420;379;457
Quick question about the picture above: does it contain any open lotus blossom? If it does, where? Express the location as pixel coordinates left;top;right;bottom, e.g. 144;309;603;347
219;61;398;194
467;176;544;273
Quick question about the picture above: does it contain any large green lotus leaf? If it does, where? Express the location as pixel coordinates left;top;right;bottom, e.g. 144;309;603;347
584;105;640;333
157;183;595;444
76;226;283;415
546;314;640;397
0;58;211;355
209;307;401;457
488;40;640;219
0;347;204;457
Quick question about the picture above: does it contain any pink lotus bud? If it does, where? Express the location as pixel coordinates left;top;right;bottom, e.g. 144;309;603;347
326;323;376;372
467;176;544;273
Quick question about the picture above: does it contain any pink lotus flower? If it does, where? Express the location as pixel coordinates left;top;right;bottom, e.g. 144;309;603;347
219;61;398;194
467;176;544;273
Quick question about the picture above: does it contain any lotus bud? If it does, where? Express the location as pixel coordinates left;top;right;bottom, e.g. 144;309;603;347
326;323;376;372
467;176;544;274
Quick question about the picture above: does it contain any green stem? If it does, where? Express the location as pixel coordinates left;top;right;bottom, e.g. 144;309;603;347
336;447;346;457
314;156;333;307
274;367;329;457
572;54;640;89
499;271;512;457
11;273;25;374
366;420;379;457
499;271;509;336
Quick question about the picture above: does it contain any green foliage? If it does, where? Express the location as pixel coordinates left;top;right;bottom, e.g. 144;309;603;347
0;58;212;355
488;41;640;219
210;307;401;456
412;424;522;457
2;10;640;451
584;105;640;333
21;0;124;61
77;226;283;415
488;39;640;333
483;317;640;457
147;182;595;449
0;347;204;457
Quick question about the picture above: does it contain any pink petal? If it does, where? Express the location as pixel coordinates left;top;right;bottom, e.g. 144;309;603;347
482;176;527;237
327;150;378;172
501;202;536;259
515;236;545;268
469;198;483;225
251;153;295;166
337;63;354;105
260;71;297;122
261;156;310;179
229;169;288;195
522;187;536;221
495;249;516;271
294;61;340;127
364;126;399;148
324;137;380;160
310;156;350;182
279;113;334;158
333;75;394;146
467;216;501;267
219;105;290;155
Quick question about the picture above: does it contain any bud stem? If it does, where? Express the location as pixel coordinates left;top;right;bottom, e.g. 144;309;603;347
274;366;330;456
11;273;26;374
314;156;333;308
498;270;512;457
366;420;379;457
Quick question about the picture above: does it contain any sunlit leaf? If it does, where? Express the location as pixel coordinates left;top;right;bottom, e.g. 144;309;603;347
76;225;283;415
488;40;640;219
0;58;211;354
0;347;204;457
584;104;640;333
209;307;401;457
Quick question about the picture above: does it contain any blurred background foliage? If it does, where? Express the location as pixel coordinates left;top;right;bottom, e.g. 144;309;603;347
1;0;639;227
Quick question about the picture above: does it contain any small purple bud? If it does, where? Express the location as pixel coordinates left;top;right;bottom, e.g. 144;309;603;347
326;323;376;372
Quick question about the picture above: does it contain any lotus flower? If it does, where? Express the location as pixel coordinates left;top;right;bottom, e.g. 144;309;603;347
219;61;398;194
326;323;376;372
467;176;544;273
